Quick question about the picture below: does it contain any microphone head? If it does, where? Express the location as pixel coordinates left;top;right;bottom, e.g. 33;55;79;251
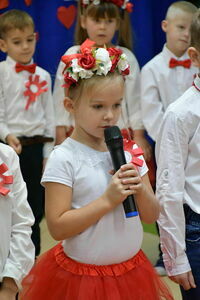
104;126;122;144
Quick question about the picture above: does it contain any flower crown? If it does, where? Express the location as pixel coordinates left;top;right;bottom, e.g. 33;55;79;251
81;0;133;13
62;39;130;88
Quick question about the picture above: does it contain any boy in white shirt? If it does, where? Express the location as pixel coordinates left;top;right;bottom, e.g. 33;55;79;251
0;9;55;256
156;8;200;299
0;143;34;299
141;1;197;142
141;1;198;275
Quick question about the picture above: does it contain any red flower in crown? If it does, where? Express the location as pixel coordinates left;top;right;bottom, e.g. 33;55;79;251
78;53;96;70
0;163;13;196
108;47;122;72
81;0;133;12
63;72;78;88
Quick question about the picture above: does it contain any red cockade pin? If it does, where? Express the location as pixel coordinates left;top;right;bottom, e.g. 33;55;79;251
24;75;48;110
123;139;144;169
0;163;13;196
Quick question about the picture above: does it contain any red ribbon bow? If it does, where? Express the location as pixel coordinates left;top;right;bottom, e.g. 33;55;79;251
169;58;191;69
15;62;37;74
123;139;144;168
0;163;13;196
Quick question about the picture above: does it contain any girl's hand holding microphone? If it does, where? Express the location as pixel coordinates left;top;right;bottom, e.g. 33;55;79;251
103;163;142;209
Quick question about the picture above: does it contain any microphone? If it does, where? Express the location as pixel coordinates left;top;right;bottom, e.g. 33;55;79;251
104;126;138;218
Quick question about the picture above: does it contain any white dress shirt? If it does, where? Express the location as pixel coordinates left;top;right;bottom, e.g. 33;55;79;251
42;138;148;265
53;45;144;130
141;45;198;141
156;74;200;276
0;56;55;157
0;143;35;288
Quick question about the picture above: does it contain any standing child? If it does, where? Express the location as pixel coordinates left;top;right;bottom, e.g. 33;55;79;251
53;0;152;162
0;9;55;256
20;41;173;300
0;142;35;299
156;8;200;300
141;1;198;275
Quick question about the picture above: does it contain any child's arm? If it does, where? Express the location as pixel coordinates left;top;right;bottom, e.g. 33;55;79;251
133;129;152;162
42;72;55;158
44;163;150;240
141;64;164;142
2;149;35;290
121;49;152;161
0;277;18;299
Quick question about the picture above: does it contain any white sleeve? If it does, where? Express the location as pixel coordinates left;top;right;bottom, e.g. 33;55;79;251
0;75;10;141
141;64;164;141
2;150;35;289
156;110;191;276
53;46;79;127
41;72;55;158
122;48;144;130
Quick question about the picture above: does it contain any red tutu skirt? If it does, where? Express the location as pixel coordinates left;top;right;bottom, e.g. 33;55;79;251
20;243;174;300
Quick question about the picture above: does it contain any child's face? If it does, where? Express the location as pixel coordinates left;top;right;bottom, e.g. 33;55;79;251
162;11;194;57
70;78;124;144
0;26;36;64
81;15;118;47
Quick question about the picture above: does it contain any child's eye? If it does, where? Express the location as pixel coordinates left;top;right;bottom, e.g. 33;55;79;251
93;104;103;109
27;38;34;42
13;41;20;45
113;103;121;109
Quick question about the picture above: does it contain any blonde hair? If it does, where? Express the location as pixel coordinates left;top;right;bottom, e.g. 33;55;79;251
0;9;34;39
67;71;124;106
165;1;197;20
75;0;133;50
190;8;200;51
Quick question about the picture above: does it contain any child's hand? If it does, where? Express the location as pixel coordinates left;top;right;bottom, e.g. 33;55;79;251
103;163;142;209
6;134;22;154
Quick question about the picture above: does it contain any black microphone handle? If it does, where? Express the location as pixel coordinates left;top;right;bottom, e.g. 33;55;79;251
108;146;138;217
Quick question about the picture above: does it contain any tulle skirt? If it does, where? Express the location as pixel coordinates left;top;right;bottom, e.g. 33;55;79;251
20;243;174;300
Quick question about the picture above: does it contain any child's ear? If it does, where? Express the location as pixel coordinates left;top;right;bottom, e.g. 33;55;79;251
0;39;8;53
64;97;74;113
188;47;200;67
161;20;168;33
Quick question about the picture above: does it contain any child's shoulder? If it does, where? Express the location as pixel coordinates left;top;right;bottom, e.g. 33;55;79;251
36;65;51;79
141;51;163;71
63;45;80;56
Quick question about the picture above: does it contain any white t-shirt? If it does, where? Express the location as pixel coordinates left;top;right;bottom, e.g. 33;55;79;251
0;143;35;288
42;137;148;265
53;45;144;130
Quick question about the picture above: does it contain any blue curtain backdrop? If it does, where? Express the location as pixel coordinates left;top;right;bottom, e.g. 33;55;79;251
0;0;197;83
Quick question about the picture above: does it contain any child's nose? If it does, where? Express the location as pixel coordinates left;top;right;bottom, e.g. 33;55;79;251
104;109;114;120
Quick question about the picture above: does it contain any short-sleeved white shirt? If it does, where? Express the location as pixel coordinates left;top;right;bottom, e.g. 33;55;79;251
42;138;148;265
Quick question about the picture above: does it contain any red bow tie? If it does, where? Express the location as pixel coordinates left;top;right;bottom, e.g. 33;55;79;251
169;58;191;69
15;63;37;74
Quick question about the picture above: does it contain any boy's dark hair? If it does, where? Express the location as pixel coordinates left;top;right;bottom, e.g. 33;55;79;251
0;9;34;39
190;8;200;50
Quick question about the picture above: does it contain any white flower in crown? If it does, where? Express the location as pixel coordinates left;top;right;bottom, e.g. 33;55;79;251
93;0;100;5
117;53;129;71
95;48;112;75
82;0;90;6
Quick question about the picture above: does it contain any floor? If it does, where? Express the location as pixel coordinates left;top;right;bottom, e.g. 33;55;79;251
40;218;182;300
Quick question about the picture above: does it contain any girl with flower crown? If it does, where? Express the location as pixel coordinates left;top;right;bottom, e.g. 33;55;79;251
53;0;152;165
0;142;35;299
20;41;174;300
